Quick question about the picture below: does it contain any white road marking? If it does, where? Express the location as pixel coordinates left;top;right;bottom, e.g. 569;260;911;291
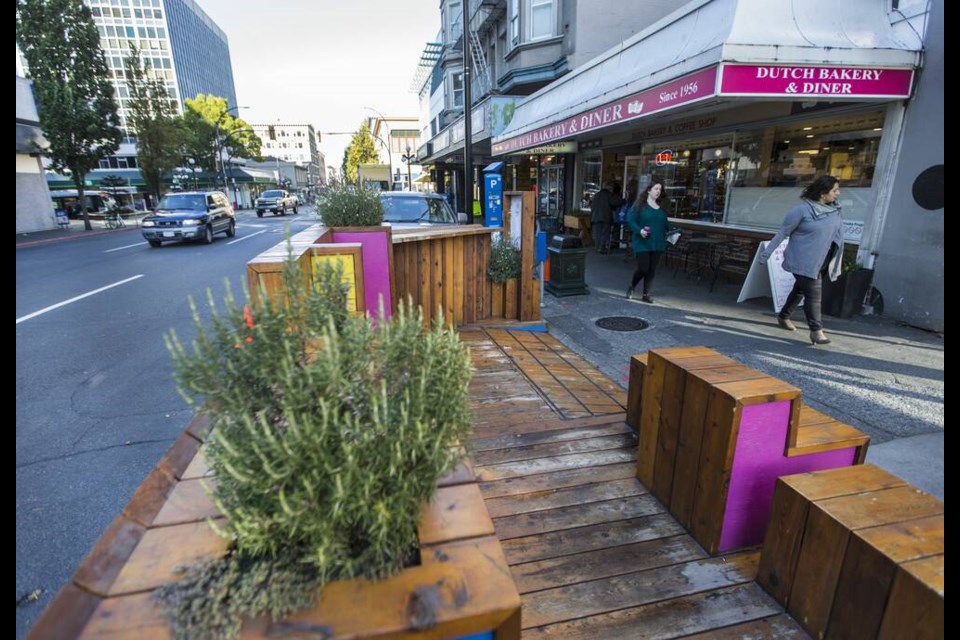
16;275;145;324
105;242;147;253
239;223;269;229
226;230;268;245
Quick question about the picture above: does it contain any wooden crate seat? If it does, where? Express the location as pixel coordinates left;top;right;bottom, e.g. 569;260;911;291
628;346;869;555
758;464;943;640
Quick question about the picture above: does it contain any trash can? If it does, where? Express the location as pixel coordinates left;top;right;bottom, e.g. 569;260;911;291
545;234;589;297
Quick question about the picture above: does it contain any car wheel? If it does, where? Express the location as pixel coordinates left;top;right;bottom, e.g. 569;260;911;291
256;210;264;218
203;225;214;244
226;219;236;237
292;205;298;214
148;240;162;248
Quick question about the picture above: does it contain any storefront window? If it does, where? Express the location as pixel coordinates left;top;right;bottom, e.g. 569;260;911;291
577;151;601;209
727;108;884;230
639;133;735;221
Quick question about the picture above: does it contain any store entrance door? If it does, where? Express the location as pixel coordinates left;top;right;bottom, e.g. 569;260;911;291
538;165;564;227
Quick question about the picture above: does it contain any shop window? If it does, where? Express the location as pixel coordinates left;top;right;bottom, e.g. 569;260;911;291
578;151;602;210
727;108;884;230
639;136;735;221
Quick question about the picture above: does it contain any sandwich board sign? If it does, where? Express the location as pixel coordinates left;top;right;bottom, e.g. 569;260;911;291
737;239;801;312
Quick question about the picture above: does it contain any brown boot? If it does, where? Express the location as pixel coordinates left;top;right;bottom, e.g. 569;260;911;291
809;329;831;345
777;316;797;331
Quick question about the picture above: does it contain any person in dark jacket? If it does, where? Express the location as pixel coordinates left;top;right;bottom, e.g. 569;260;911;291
626;177;676;303
759;175;844;345
590;181;621;253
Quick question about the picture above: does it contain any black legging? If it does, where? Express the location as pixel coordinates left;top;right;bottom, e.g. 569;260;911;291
779;274;824;331
630;251;662;295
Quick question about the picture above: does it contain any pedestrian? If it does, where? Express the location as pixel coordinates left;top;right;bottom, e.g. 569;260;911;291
626;177;675;303
590;181;621;253
758;174;843;345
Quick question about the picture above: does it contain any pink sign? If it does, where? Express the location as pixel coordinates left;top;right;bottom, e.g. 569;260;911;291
719;63;913;98
492;66;718;155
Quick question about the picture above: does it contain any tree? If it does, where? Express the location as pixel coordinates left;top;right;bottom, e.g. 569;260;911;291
341;122;380;183
16;0;122;231
124;44;184;202
182;94;261;180
100;174;127;206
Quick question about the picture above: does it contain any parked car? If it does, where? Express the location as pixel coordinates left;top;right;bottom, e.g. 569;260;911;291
141;190;236;247
255;189;298;217
379;192;467;227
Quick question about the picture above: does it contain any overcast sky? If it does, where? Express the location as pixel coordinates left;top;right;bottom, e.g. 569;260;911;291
199;0;441;173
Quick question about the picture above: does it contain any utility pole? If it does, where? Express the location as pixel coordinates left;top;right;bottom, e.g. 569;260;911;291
462;0;473;218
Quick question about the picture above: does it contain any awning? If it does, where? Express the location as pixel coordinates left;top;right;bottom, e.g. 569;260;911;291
492;0;921;155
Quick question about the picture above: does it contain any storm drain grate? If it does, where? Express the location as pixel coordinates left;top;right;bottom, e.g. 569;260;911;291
595;316;650;332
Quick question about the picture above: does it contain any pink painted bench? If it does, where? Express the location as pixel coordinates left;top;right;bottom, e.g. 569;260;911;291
628;347;869;554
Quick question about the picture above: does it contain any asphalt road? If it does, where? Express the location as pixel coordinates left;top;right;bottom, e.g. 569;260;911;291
15;208;319;638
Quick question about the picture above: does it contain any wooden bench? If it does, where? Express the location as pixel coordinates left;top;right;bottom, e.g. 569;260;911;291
627;346;869;555
758;464;943;640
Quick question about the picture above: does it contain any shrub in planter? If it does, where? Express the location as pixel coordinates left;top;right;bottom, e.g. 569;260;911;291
487;235;521;283
316;182;384;227
160;260;473;638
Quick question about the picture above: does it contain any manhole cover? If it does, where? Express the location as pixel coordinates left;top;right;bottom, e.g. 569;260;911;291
595;316;649;331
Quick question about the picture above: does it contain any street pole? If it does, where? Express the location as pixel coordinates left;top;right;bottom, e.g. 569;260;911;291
461;0;473;219
363;107;394;188
402;145;415;191
214;105;249;192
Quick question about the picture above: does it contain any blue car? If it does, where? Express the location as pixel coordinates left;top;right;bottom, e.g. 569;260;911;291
141;191;236;247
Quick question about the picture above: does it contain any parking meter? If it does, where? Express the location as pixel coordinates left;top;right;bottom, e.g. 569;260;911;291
483;162;503;228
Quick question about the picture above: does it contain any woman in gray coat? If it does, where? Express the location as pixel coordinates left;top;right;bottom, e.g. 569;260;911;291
759;175;843;345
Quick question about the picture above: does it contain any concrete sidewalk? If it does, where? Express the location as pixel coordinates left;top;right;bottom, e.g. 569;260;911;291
16;214;150;248
540;247;944;499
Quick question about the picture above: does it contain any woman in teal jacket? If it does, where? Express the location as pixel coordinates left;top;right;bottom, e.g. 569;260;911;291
626;177;674;303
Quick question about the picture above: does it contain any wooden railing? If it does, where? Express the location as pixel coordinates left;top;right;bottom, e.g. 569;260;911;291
247;224;542;329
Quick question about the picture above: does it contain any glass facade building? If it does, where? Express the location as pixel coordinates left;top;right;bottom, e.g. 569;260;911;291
86;0;237;132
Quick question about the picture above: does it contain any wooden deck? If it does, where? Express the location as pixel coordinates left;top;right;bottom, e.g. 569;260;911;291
460;327;809;639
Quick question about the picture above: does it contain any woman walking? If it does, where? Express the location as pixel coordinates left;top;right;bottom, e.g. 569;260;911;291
626;177;673;303
759;175;844;345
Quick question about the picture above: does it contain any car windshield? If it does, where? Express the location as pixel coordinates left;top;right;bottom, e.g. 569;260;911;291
261;190;283;198
380;195;455;224
158;194;205;211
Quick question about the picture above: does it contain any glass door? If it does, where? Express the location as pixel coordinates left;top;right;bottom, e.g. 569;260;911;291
537;165;564;225
623;156;647;209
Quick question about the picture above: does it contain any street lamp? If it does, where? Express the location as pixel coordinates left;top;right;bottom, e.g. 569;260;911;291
363;106;394;184
214;105;250;191
401;145;416;191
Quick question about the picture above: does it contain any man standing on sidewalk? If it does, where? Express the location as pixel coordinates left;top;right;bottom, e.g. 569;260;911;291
590;181;621;254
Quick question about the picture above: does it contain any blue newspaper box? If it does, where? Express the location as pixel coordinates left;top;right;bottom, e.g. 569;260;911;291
483;162;503;228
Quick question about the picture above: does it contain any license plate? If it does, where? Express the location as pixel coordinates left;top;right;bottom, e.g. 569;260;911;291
163;231;175;238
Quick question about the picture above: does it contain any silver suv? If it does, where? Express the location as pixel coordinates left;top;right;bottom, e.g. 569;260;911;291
141;191;236;247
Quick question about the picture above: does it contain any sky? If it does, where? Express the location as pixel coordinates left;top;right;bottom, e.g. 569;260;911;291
198;0;441;175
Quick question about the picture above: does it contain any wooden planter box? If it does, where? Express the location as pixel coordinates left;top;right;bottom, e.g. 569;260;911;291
490;278;520;320
29;416;521;640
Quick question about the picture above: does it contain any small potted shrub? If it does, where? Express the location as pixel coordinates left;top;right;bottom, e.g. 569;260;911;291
488;235;522;319
158;260;473;638
315;182;383;228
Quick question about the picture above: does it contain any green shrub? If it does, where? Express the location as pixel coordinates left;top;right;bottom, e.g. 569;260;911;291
316;182;383;227
487;235;522;283
161;259;472;638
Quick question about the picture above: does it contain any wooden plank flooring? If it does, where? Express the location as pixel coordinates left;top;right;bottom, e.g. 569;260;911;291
460;327;809;639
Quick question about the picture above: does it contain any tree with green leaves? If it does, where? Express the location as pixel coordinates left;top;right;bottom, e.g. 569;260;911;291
182;94;261;183
16;0;122;231
124;44;185;203
341;121;380;182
